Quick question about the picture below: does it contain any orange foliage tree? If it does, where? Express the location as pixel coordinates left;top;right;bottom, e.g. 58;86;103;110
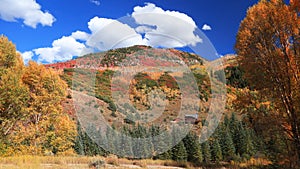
235;0;300;167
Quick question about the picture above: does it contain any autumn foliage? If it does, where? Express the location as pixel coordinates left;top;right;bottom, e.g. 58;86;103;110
235;0;300;167
0;35;77;156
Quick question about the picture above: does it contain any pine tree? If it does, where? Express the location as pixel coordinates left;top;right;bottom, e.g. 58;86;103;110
151;125;164;157
241;128;255;160
230;114;243;156
172;140;187;162
131;124;149;158
222;130;236;161
202;141;211;163
171;126;182;146
229;113;238;136
86;124;102;156
232;122;244;157
119;127;133;158
223;114;230;128
156;149;172;160
183;132;203;163
74;121;85;155
155;130;172;160
106;126;116;155
211;138;223;163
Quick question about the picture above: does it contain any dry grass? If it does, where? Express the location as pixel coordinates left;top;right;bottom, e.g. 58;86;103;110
105;155;119;166
0;155;105;164
0;156;104;169
0;156;191;169
0;156;271;169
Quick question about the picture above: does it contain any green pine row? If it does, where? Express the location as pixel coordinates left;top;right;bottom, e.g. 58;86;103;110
74;113;256;164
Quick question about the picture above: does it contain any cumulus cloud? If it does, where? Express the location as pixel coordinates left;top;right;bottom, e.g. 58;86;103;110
202;24;212;31
0;0;55;28
33;36;92;63
90;0;100;6
132;3;202;48
71;31;90;41
86;17;145;51
21;3;207;63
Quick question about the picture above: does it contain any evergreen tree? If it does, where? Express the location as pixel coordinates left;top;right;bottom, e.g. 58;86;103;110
155;130;172;160
234;122;246;157
171;126;182;146
156;148;172;160
172;140;187;162
183;132;203;163
74;121;84;155
229;113;238;135
144;126;154;158
119;126;133;158
202;141;211;163
131;124;149;158
230;114;243;156
223;114;230;128
211;138;223;163
106;126;116;154
222;130;236;161
241;128;255;160
151;125;164;157
76;124;103;156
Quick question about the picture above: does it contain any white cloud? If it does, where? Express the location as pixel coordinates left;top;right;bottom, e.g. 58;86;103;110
132;3;202;48
21;3;207;63
202;24;212;31
0;0;55;28
81;4;202;52
90;0;100;6
21;51;34;63
135;25;155;34
33;36;92;63
71;31;90;41
86;17;145;51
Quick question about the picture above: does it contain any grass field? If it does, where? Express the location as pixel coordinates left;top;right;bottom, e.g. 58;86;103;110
0;156;270;169
0;156;188;169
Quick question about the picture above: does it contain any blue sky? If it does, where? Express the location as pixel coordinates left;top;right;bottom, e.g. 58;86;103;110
0;0;259;63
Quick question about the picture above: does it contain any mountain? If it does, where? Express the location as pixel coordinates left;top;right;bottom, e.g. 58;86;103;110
45;45;205;70
46;45;239;131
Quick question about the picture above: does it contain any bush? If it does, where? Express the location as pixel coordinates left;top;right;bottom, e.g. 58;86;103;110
108;102;117;112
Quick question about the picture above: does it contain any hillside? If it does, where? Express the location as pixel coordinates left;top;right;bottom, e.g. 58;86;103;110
45;46;260;164
46;45;205;70
45;45;243;133
46;46;213;129
0;35;264;167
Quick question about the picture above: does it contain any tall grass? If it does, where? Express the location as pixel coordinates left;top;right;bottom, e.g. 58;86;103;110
0;156;270;169
0;156;104;169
